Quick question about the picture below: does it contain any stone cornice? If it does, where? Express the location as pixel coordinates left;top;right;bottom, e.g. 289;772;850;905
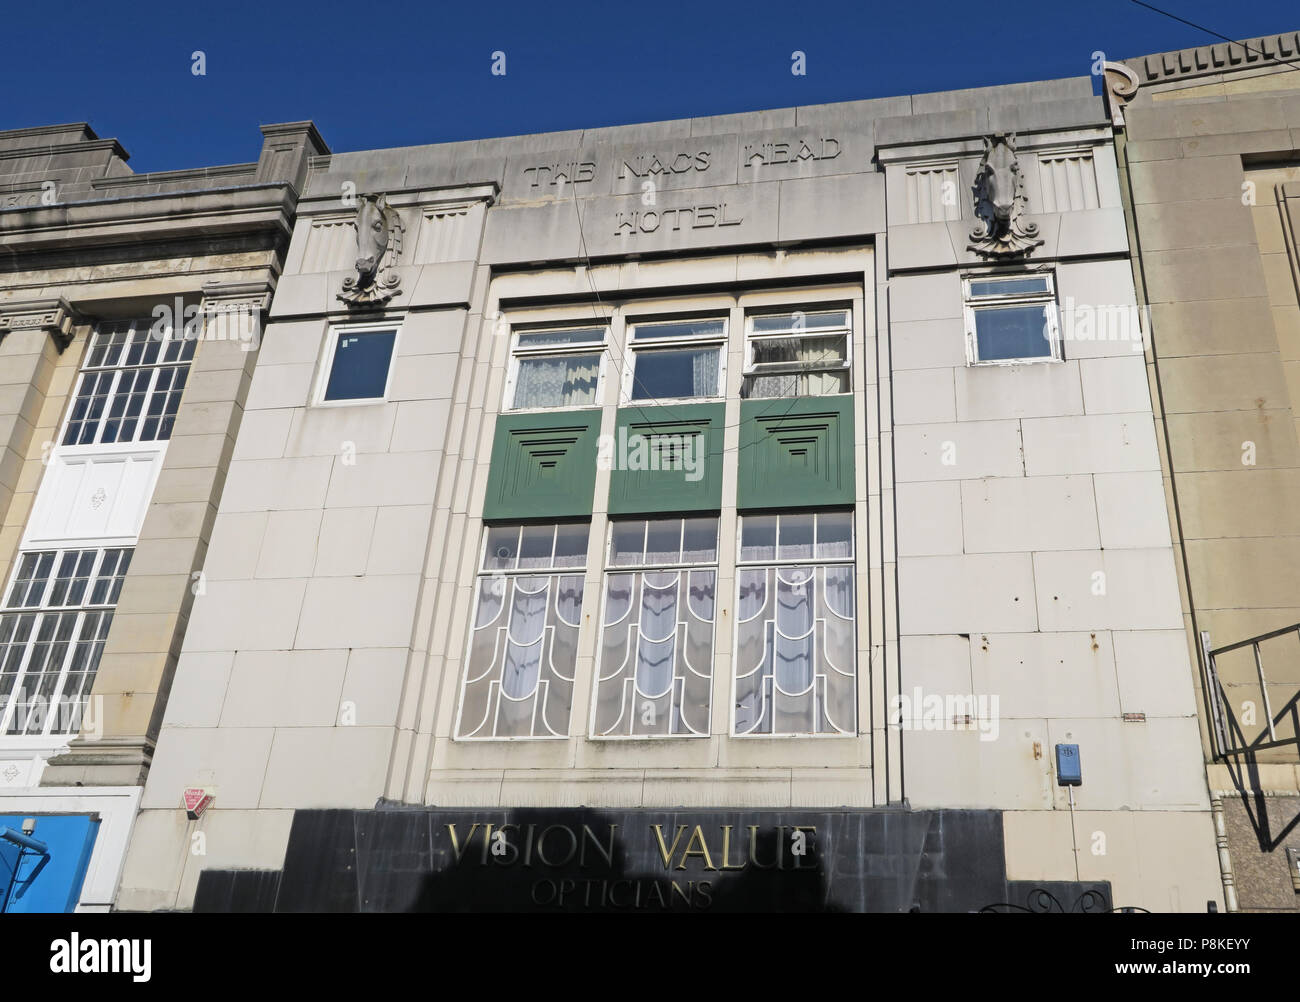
876;126;1111;164
295;180;499;220
1122;29;1300;85
0;122;100;143
0;137;130;166
0;184;297;252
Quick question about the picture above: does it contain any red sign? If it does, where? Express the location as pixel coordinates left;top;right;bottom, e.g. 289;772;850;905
183;788;213;818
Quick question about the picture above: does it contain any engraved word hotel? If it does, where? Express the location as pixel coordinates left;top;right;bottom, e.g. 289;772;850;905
2;26;1300;913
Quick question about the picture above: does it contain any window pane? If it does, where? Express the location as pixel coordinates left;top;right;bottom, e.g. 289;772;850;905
592;566;715;738
630;347;720;400
744;370;848;399
47;552;80;607
0;547;132;737
630;318;724;341
777;514;815;561
323;330;396;401
64;323;194;445
739;515;777;562
517;327;603;348
644;519;681;565
751;311;847;333
734;560;857;736
974;305;1052;361
99;327;127;368
750;334;847;368
458;572;584;738
518;524;556;569
513;354;599;408
610;521;645;566
483;526;519;570
969;276;1050;297
65;551;96;607
816;512;853;559
6;553;41;608
681;518;718;564
553;523;588;568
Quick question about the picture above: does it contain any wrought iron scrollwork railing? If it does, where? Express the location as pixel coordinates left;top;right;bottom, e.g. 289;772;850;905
979;889;1148;914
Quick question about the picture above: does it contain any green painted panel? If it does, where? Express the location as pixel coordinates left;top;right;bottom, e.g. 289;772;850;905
483;410;601;520
607;403;724;515
737;396;855;510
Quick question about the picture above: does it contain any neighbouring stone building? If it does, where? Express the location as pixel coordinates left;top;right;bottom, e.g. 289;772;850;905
1103;27;1300;912
0;120;326;910
17;28;1300;914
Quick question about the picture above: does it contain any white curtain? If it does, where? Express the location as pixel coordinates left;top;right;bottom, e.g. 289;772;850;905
690;348;720;396
515;354;599;408
748;335;846;398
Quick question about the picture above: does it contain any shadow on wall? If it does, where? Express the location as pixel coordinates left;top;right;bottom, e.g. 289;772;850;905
1219;691;1300;854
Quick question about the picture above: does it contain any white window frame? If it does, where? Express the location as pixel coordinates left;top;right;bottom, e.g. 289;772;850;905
741;305;853;399
0;546;131;746
312;319;402;407
621;315;728;405
962;271;1062;366
502;323;608;413
453;522;589;741
59;320;196;449
730;510;858;739
589;516;719;740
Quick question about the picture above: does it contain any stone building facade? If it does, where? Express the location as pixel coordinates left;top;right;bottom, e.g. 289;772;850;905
0;121;325;910
15;29;1295;913
1104;28;1300;912
99;72;1219;913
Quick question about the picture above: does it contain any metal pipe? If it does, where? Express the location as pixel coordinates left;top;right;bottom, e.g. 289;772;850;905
1210;798;1239;912
0;827;47;854
1253;643;1277;743
1201;631;1228;758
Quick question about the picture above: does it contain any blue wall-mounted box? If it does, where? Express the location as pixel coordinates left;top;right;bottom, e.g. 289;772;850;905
1055;744;1082;786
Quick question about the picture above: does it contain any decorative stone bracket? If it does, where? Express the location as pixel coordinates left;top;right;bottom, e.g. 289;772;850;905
199;279;272;350
1101;61;1140;128
0;297;81;352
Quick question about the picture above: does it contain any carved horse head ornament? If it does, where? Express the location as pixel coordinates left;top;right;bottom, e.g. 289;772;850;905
980;136;1019;225
968;133;1043;259
339;193;403;306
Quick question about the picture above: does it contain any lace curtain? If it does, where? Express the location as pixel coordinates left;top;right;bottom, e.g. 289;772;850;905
515;354;599;408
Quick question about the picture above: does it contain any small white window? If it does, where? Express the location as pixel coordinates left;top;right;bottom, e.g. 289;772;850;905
504;325;605;410
624;317;726;403
742;309;851;399
962;273;1061;365
316;321;399;404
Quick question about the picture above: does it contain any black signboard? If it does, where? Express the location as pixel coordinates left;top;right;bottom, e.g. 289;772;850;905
194;806;1109;913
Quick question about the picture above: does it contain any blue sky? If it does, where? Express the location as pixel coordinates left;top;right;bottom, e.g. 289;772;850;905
8;0;1299;171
